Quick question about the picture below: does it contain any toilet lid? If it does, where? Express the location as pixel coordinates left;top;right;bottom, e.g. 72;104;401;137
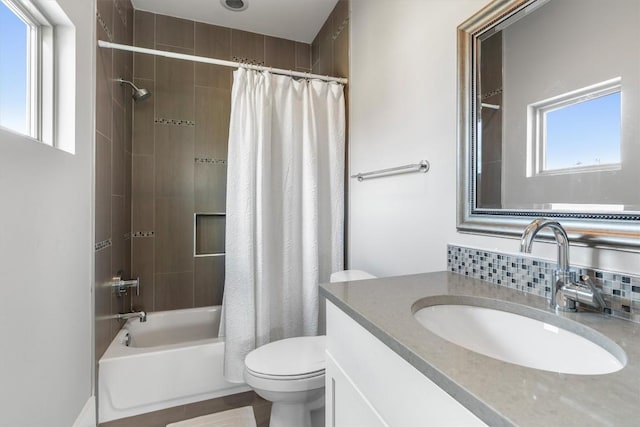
245;336;326;378
330;270;376;283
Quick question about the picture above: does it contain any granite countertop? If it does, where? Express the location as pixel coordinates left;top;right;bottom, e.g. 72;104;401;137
320;271;640;427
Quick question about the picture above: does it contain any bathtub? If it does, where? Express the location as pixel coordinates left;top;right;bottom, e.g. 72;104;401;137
98;306;249;423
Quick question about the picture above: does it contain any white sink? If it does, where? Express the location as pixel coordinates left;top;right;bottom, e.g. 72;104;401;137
413;303;625;375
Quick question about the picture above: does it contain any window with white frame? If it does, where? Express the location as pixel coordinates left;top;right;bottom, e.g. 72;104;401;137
527;78;622;176
0;0;53;144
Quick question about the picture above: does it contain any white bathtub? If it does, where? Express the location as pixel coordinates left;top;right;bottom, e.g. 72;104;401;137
98;306;249;423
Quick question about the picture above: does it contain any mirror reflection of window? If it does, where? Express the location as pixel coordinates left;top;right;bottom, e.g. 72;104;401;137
459;0;640;246
538;88;622;173
473;0;638;212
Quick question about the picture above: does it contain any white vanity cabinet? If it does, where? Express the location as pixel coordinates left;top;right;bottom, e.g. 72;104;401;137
325;301;487;427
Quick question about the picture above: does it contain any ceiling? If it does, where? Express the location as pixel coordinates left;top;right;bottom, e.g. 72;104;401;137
131;0;340;44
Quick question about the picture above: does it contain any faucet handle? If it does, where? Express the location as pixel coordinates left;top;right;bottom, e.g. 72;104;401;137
579;274;606;309
112;270;124;283
111;274;140;297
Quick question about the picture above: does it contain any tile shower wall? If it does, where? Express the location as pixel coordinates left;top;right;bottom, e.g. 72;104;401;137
448;244;640;322
130;11;313;312
312;0;350;262
312;0;349;79
95;0;134;360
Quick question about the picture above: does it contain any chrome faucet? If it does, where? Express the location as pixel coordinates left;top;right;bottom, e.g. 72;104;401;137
117;311;147;322
520;218;605;312
112;270;140;297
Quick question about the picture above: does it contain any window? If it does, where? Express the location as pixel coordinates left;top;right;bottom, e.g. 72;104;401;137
0;1;28;135
527;78;622;176
0;0;54;145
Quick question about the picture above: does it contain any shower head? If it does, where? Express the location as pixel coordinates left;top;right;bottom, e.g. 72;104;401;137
132;87;151;102
116;78;151;103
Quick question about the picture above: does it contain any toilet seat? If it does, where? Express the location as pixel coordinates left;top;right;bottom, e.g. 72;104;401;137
244;368;325;393
245;336;326;377
246;368;324;381
244;336;326;393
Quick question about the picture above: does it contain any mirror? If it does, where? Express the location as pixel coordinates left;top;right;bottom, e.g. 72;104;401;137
457;0;640;249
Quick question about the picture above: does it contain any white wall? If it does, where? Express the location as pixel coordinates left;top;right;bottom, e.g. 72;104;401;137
0;0;95;425
348;0;640;278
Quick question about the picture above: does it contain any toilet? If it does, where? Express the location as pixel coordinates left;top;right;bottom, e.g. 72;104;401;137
329;269;376;283
244;336;326;427
243;270;376;427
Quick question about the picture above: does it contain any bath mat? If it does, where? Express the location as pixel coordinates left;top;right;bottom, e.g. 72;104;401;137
167;406;256;427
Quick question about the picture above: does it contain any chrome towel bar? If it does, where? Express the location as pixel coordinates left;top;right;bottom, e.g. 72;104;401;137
351;160;430;182
481;102;501;110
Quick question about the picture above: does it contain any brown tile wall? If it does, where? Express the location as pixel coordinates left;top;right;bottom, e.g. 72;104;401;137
131;11;312;313
311;0;349;79
478;32;502;209
95;0;134;360
312;0;350;265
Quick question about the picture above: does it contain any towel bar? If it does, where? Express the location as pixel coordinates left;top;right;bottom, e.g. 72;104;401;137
351;160;430;182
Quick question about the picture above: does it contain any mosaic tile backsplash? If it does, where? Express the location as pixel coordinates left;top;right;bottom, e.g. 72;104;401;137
447;244;640;322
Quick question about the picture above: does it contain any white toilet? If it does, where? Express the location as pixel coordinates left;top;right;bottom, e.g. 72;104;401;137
244;336;326;427
329;269;376;283
243;270;376;427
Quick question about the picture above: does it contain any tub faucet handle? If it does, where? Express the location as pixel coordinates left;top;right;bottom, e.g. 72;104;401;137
112;270;123;282
112;272;140;297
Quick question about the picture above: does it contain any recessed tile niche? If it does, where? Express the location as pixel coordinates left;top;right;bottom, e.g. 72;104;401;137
194;213;226;256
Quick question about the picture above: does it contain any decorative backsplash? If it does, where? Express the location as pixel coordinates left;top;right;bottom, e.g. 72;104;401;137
132;231;155;238
447;244;640;323
195;157;227;165
154;118;196;126
95;238;112;252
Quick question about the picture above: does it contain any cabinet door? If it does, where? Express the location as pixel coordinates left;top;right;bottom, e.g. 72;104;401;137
326;352;387;427
326;301;487;427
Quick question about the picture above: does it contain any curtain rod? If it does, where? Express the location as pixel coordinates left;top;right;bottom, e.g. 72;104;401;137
98;40;348;85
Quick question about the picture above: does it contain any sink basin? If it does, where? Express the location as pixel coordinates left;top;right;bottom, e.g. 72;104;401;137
413;303;625;375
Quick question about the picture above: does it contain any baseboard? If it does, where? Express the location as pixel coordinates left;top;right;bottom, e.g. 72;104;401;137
72;396;96;427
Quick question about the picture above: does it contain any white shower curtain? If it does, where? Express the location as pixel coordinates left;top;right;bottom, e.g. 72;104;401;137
222;68;345;382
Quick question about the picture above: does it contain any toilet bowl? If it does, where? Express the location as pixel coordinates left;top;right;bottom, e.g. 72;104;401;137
244;336;326;427
243;270;376;427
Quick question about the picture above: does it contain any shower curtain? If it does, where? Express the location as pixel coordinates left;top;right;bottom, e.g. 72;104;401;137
222;68;345;382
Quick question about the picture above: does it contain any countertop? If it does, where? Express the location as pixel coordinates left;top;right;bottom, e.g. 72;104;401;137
320;271;640;427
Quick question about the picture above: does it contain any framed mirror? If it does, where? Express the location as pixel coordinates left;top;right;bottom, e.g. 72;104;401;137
457;0;640;249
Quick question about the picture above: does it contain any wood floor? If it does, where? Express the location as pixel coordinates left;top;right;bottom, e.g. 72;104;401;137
99;391;271;427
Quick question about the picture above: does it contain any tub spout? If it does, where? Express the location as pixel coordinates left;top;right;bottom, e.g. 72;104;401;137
118;311;147;322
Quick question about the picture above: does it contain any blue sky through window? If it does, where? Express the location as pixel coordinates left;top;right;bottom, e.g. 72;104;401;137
0;1;28;134
545;92;621;170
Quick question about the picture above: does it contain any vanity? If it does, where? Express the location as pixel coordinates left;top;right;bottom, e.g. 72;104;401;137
321;0;640;423
321;272;640;426
322;0;640;422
